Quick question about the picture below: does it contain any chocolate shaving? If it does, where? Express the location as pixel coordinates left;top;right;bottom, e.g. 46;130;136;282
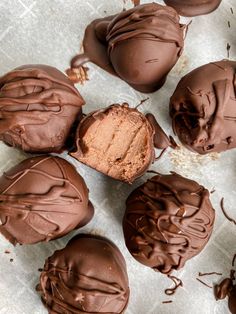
198;272;222;277
196;278;213;289
210;188;216;194
165;275;183;296
135;97;149;109
155;147;167;161
220;198;236;225
230;7;234;14
228;21;231;28
232;254;236;267
227;43;231;59
162;300;173;304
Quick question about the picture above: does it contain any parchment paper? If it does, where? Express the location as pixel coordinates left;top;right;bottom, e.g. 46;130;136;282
0;0;236;313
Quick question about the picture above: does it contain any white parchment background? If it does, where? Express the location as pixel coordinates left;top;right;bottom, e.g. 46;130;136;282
0;0;236;313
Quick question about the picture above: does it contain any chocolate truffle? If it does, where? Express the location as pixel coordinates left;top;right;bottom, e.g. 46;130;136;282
0;156;93;245
70;3;185;93
0;64;84;153
70;103;175;183
164;0;222;17
37;234;130;313
123;172;215;274
170;60;236;154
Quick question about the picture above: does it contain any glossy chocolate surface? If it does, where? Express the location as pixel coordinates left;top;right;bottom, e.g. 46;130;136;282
0;156;93;245
123;172;215;273
0;64;84;153
164;0;222;17
70;3;185;93
170;60;236;154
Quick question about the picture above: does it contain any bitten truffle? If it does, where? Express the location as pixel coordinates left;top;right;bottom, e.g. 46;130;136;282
37;234;130;314
0;64;84;153
170;60;236;154
164;0;222;17
123;172;215;274
70;103;175;183
0;156;93;245
70;3;185;93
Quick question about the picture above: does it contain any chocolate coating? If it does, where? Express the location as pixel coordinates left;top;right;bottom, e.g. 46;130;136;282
70;103;174;183
123;172;215;274
170;60;236;154
0;156;93;245
70;3;185;93
164;0;222;17
215;278;236;314
37;234;130;314
0;64;84;153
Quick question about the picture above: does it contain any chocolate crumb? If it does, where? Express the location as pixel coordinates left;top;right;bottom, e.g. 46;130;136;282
10;258;13;262
4;250;10;254
38;268;43;272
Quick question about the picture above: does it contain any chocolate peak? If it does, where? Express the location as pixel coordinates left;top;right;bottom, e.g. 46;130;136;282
70;3;185;93
0;156;93;245
0;64;84;153
123;172;215;273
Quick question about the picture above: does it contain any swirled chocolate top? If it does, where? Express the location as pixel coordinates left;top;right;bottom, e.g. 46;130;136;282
170;60;236;154
123;172;215;274
0;64;84;153
164;0;222;17
37;234;130;314
70;3;185;93
0;156;93;245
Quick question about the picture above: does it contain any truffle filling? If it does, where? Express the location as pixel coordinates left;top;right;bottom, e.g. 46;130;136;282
76;106;153;182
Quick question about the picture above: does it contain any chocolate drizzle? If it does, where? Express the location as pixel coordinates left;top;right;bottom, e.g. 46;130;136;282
0;64;84;153
220;198;236;225
123;172;215;273
0;156;93;245
37;235;130;314
70;3;185;93
165;275;183;295
170;60;236;154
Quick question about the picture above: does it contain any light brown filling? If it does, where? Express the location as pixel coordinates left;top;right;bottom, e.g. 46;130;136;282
77;107;152;182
